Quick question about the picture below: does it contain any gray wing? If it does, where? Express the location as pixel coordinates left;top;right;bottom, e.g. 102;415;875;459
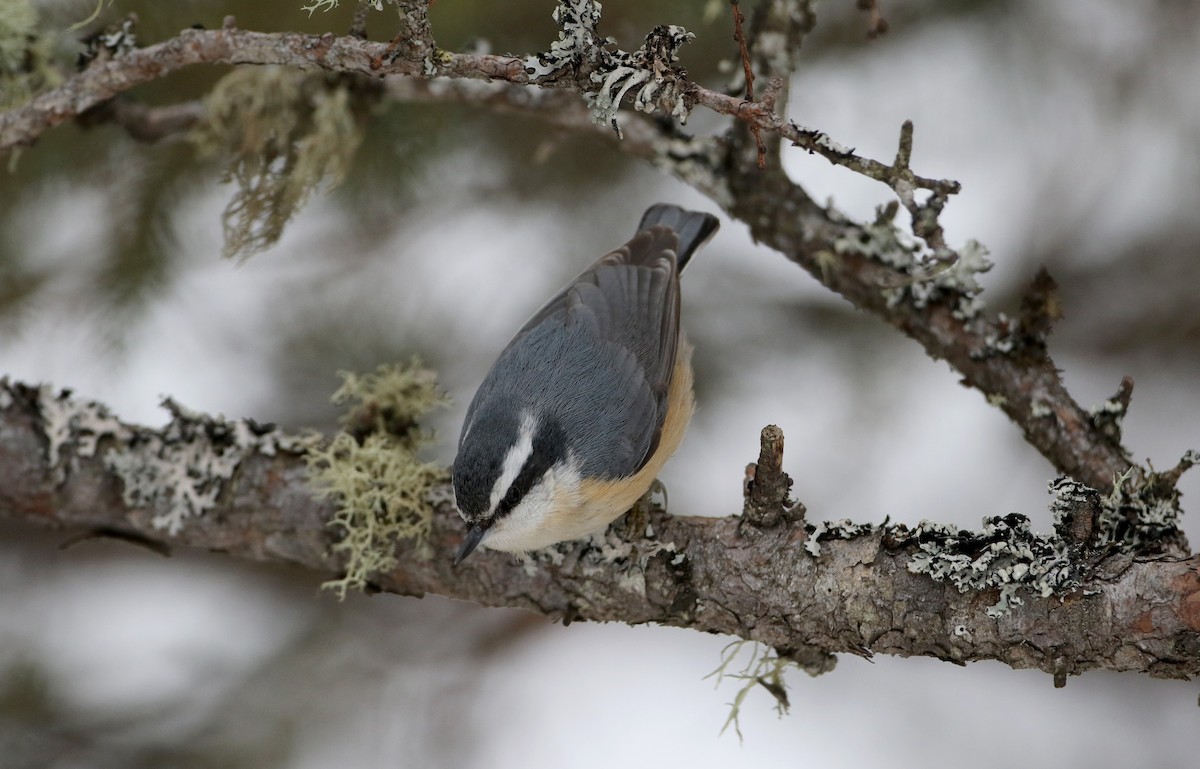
508;226;682;395
480;227;683;475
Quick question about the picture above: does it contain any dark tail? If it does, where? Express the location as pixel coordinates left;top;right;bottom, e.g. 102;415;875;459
637;203;719;272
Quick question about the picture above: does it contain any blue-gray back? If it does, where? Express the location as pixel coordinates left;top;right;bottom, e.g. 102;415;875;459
458;205;717;482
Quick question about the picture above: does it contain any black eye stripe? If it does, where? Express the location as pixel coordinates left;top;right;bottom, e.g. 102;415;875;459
495;419;566;519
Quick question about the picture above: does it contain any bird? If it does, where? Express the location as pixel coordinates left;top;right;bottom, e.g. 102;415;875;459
451;203;719;564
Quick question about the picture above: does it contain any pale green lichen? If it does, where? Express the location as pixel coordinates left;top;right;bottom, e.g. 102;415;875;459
308;432;443;598
0;0;60;110
307;360;448;599
706;641;793;741
332;361;446;445
193;68;365;259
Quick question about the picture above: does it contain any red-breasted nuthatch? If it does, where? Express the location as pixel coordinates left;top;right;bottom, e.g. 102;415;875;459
452;204;719;563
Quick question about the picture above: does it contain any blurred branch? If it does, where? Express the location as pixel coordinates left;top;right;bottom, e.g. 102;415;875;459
77;97;203;142
1;379;1198;682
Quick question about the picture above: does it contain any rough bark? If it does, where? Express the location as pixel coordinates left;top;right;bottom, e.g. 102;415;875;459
1;381;1197;682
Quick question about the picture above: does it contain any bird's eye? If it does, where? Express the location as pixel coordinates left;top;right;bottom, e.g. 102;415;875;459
501;485;522;511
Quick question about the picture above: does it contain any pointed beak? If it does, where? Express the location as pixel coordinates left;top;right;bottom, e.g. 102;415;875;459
453;523;488;566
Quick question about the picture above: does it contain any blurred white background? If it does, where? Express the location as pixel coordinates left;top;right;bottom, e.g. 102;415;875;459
2;0;1199;766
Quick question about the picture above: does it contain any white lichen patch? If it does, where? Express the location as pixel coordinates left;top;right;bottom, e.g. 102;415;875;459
649;134;732;208
521;0;604;79
109;399;313;535
803;519;875;557
301;0;384;14
1083;470;1180;551
897;513;1076;618
835;224;992;317
1030;399;1055;419
36;385;128;484
585;24;696;137
942;239;992;295
524;2;697;138
34;385;312;533
523;524;678;598
833;221;917;272
791;122;852;156
902;467;1188;617
1087;395;1128;441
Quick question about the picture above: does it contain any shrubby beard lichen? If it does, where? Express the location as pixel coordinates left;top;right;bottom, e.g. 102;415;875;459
192;68;367;260
0;0;61;110
305;361;448;599
707;640;793;742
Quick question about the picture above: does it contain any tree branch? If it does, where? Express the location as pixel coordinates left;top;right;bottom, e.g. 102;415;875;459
1;379;1197;682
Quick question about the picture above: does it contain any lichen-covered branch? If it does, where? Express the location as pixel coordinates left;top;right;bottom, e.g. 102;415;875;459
0;7;952;209
1;379;1198;682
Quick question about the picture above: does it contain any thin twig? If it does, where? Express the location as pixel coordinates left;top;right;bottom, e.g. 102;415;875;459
350;0;371;39
856;0;890;39
731;0;766;168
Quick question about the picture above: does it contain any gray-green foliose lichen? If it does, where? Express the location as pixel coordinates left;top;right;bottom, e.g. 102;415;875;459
892;469;1189;617
34;385;313;534
520;521;679;598
895;513;1076;618
1079;470;1180;551
523;0;696;138
803;519;875;557
831;212;992;321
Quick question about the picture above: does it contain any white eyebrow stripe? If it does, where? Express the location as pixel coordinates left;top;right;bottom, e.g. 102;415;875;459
489;411;537;513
